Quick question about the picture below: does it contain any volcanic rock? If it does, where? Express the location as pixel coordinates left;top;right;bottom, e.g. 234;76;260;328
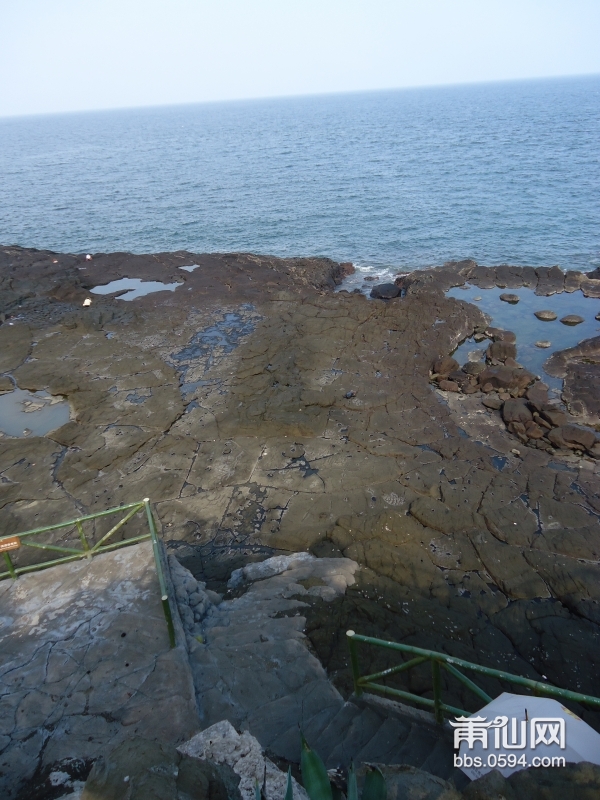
560;314;584;326
547;424;597;452
525;382;549;410
487;341;517;363
370;283;400;299
481;395;503;410
499;293;520;304
535;265;564;296
433;356;459;376
502;399;533;425
534;310;557;321
486;327;516;343
478;365;535;392
462;361;485;376
539;406;568;428
438;379;460;392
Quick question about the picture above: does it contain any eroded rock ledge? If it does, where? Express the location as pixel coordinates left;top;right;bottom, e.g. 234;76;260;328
1;247;599;734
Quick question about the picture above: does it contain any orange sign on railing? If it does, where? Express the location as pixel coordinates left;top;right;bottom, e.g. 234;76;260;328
0;537;20;552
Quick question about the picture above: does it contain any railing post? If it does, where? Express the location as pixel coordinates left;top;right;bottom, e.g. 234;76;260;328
76;520;91;558
144;498;176;649
432;659;443;724
347;630;363;697
3;552;17;580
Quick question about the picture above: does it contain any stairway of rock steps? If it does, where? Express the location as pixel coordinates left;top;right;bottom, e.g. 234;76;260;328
169;552;463;785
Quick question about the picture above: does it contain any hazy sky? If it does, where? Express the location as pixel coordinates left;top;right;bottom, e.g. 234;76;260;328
2;0;600;117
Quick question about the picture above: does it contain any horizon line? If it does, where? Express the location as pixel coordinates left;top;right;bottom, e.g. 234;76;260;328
1;71;599;122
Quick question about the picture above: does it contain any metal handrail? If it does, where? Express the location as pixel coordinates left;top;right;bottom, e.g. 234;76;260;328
1;499;175;648
347;630;600;724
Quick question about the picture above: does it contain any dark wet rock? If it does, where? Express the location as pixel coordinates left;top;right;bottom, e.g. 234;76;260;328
544;336;600;426
580;277;600;298
548;424;597;452
374;764;461;800
433;356;459;376
509;761;600;800
596;312;600;321
525;421;545;439
487;341;517;362
503;357;521;369
499;293;520;304
462;361;485;376
534;310;557;321
482;395;503;410
539;406;568;428
564;270;584;292
525;382;549;410
370;283;400;299
486;327;516;343
560;314;584;326
81;737;240;800
438;379;460;392
478;365;535;392
502;399;533;425
535;265;564;296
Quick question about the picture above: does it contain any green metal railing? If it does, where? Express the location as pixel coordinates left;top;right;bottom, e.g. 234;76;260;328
1;498;175;648
347;630;600;724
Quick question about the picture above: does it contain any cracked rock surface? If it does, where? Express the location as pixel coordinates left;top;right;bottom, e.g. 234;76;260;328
1;247;600;741
0;542;198;799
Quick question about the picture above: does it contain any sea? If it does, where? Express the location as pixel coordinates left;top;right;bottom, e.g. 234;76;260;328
1;75;599;273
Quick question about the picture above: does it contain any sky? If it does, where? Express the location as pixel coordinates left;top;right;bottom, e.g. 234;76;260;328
1;0;600;118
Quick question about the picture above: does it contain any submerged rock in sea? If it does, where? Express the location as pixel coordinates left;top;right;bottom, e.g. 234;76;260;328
534;309;557;321
535;340;552;348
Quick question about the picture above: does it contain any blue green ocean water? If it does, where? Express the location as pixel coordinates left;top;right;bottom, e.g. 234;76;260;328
1;76;599;271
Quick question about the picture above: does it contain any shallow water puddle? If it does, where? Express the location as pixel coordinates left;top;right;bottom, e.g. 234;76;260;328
447;284;600;392
170;307;259;395
91;277;182;300
0;385;70;437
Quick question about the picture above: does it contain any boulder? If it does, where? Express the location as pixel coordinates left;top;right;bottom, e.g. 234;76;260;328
482;395;503;410
487;341;517;363
548;424;597;452
499;293;520;304
370;283;400;299
462;361;485;376
525;382;549;410
525;421;545;439
433;356;459;375
438;379;460;392
539;405;568;427
534;310;557;321
478;366;535;392
502;399;533;425
560;314;584;326
486;327;516;343
534;340;551;348
80;737;241;800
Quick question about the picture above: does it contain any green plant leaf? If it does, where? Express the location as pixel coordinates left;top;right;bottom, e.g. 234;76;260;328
362;766;386;800
300;734;332;800
347;762;358;800
285;765;294;800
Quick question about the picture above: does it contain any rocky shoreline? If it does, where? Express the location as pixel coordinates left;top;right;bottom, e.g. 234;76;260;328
1;246;600;736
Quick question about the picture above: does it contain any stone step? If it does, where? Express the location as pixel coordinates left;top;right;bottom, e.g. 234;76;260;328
326;706;386;767
310;701;363;763
353;716;411;765
391;723;441;769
